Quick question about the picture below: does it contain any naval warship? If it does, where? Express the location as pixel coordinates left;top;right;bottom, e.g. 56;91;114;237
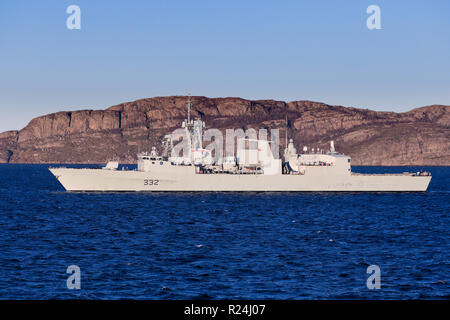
49;98;431;192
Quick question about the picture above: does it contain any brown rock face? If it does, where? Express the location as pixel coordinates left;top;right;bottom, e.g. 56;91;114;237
0;131;18;163
0;96;449;165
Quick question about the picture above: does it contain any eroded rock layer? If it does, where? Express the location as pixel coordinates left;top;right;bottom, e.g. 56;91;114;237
0;96;448;165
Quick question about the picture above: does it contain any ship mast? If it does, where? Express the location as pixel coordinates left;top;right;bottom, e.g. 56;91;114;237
187;92;192;124
285;114;288;151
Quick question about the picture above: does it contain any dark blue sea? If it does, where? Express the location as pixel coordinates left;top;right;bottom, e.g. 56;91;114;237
0;164;448;299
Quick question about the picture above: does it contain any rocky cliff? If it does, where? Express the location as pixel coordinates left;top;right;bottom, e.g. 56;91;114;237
0;96;449;165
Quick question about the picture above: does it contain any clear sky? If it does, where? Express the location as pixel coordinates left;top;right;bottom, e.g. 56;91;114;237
0;0;449;132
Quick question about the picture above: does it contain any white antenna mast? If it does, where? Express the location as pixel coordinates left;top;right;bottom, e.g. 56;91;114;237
285;114;288;150
187;91;191;123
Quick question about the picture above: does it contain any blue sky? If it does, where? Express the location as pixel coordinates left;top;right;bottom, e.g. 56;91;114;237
0;0;449;132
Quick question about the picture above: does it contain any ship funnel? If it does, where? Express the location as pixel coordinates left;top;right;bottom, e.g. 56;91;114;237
330;140;335;153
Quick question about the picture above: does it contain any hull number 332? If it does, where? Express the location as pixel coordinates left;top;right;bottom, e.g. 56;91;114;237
144;179;159;186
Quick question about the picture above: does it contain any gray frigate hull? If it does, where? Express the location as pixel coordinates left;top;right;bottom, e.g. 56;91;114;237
49;167;431;192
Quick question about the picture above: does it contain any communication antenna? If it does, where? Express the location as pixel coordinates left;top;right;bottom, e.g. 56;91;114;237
187;91;192;123
285;114;288;150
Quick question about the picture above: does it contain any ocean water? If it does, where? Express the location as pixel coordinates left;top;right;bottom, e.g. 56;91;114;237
0;164;448;299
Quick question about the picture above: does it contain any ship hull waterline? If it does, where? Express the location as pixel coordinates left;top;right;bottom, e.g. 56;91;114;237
49;168;431;192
